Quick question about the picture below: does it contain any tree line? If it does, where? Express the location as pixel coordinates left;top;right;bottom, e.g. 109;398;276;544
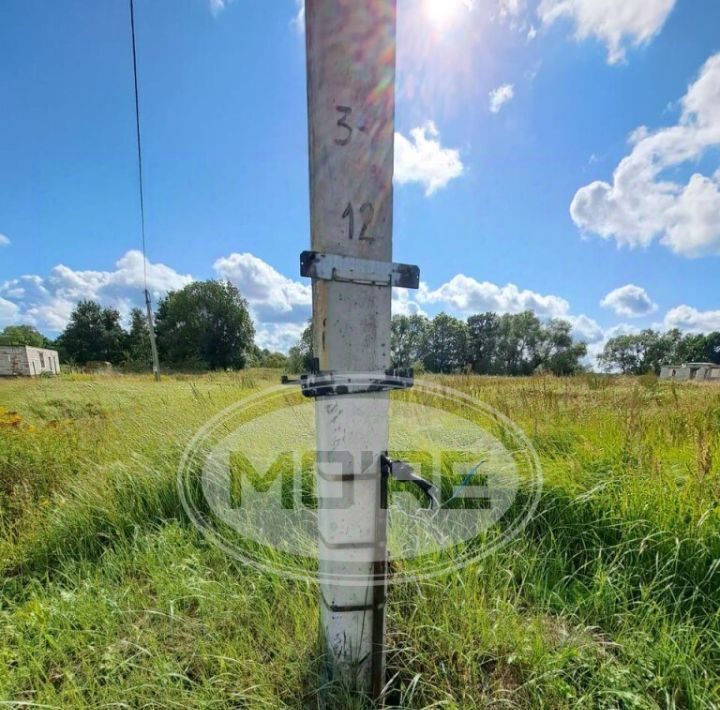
599;329;720;375
0;281;279;371
289;311;589;375
0;325;54;349
5;281;717;376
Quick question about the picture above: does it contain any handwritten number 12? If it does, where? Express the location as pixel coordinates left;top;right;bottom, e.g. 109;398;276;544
342;202;374;241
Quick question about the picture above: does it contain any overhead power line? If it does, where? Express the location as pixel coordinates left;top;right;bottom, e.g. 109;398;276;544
129;0;161;382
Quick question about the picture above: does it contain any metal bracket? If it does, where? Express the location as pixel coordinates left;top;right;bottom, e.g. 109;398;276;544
287;369;414;398
300;251;420;289
381;454;441;509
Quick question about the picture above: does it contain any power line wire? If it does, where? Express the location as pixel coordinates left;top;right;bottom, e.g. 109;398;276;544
129;0;148;291
129;0;161;381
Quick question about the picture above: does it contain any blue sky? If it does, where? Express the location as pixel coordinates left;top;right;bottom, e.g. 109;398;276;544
1;0;719;358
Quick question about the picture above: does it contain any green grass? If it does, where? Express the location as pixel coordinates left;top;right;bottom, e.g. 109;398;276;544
1;372;719;708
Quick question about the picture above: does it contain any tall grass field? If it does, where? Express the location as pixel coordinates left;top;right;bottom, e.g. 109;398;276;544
1;372;719;708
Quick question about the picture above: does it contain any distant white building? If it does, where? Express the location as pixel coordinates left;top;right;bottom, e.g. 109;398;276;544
660;363;720;382
0;346;60;377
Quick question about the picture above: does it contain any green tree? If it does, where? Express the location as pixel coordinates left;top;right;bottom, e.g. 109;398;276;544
56;301;126;365
248;346;289;369
598;330;663;375
643;330;675;374
513;312;544;374
467;313;499;374
0;324;46;347
490;312;545;375
704;332;720;364
261;351;289;369
421;313;468;374
391;314;429;369
599;334;642;374
494;314;520;375
155;280;255;370
102;307;126;364
388;311;594;376
600;329;720;374
676;333;703;363
123;308;153;367
676;332;720;365
287;323;313;374
541;319;587;375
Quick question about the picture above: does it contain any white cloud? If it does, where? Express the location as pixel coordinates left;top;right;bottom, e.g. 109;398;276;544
209;0;232;16
565;314;604;343
213;252;311;324
292;0;305;33
255;322;308;353
0;251;192;333
664;305;720;333
25;297;75;332
0;234;10;247
497;0;523;19
214;253;311;352
0;249;314;353
393;289;427;318
418;274;571;318
538;0;676;65
603;323;641;339
492;0;529;31
55;250;192;300
570;53;720;258
0;297;19;327
489;84;515;113
394;122;464;196
601;284;658;318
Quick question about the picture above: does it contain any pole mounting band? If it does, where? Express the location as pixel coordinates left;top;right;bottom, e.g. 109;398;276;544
282;369;414;398
300;251;420;289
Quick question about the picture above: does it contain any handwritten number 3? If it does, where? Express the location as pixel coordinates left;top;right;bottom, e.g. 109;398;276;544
335;106;353;146
343;202;374;241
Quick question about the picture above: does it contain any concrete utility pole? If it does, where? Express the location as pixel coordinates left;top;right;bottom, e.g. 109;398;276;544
144;290;161;382
302;0;419;698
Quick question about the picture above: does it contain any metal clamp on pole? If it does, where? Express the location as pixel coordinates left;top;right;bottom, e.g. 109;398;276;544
301;251;420;290
297;369;414;398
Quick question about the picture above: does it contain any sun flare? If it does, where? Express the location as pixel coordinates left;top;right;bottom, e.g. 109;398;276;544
424;0;466;28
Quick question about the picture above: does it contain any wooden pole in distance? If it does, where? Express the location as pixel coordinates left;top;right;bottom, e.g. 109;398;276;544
145;290;161;382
